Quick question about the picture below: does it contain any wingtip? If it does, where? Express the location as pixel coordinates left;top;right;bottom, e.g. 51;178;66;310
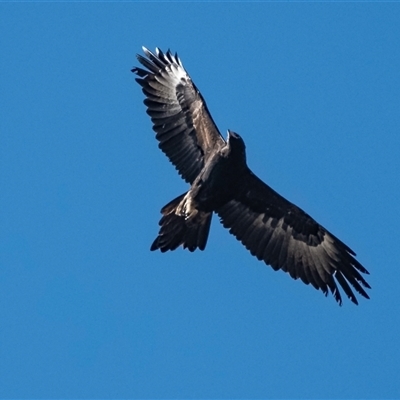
150;239;159;251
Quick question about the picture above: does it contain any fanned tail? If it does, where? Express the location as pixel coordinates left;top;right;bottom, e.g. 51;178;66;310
151;193;212;252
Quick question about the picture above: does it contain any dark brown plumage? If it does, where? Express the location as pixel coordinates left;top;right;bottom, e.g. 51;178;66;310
132;46;371;305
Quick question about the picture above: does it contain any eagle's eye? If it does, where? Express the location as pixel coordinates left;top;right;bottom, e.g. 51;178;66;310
228;130;241;140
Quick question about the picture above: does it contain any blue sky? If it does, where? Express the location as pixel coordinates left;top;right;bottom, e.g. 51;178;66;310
1;3;400;398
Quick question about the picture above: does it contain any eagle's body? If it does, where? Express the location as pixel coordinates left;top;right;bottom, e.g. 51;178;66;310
132;47;371;305
180;131;247;214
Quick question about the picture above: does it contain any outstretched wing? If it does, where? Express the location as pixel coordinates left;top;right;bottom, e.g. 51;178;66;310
217;171;371;305
132;47;225;184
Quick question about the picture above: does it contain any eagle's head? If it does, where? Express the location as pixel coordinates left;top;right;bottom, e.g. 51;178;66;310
227;130;247;162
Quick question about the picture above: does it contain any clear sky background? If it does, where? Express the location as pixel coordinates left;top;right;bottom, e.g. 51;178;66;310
1;3;400;399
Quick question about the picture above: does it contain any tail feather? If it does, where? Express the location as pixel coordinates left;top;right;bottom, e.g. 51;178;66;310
151;193;212;252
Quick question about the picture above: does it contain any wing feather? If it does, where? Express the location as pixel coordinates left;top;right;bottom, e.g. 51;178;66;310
217;171;370;305
132;47;225;183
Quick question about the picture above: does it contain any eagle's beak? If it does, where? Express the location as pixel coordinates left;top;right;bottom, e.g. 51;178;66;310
227;130;239;141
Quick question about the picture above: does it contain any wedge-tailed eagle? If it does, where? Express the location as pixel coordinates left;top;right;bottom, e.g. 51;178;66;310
132;47;370;305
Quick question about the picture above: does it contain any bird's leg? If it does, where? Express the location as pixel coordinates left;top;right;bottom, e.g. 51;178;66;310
176;192;199;221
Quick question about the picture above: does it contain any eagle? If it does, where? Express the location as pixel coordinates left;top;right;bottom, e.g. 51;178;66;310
132;46;371;305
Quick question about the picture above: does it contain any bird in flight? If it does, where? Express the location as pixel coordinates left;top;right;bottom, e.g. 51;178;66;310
132;47;370;305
